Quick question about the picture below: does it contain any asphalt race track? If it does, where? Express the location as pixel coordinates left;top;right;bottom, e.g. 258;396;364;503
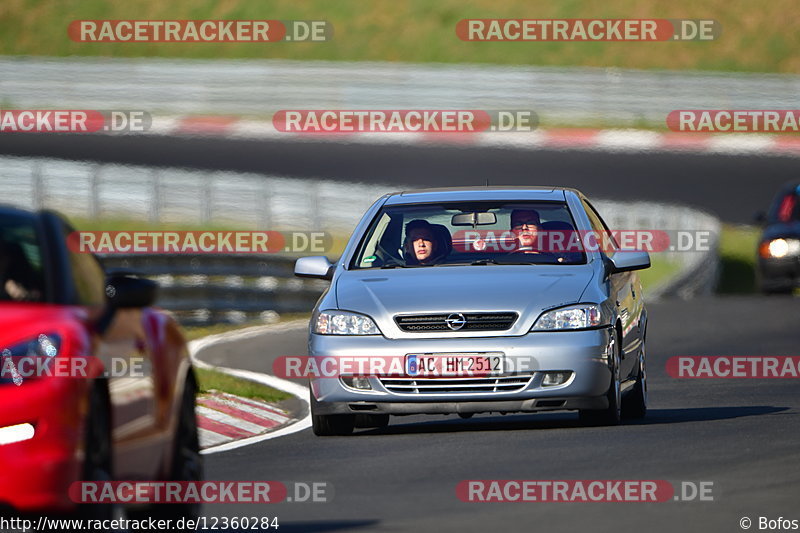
4;134;799;531
197;297;800;533
2;132;800;223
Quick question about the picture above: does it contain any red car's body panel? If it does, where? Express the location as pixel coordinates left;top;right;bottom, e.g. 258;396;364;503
0;301;190;512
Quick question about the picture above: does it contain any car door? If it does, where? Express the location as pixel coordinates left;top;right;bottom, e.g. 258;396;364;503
56;221;164;479
582;200;641;379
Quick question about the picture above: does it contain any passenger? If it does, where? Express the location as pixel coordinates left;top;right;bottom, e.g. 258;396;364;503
509;209;543;253
403;219;447;265
0;236;41;301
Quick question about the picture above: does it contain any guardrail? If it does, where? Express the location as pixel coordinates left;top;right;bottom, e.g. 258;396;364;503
100;253;328;325
5;153;721;323
2;57;799;127
2;155;389;233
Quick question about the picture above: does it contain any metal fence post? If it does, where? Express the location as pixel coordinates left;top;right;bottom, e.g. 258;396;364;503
31;161;44;210
150;169;161;224
201;173;213;225
89;165;101;219
260;178;273;230
310;182;322;231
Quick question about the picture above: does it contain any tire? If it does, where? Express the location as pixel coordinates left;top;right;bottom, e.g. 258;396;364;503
165;375;204;521
622;342;647;420
311;394;355;436
579;328;621;427
354;413;390;428
136;374;203;526
761;284;794;295
78;383;113;520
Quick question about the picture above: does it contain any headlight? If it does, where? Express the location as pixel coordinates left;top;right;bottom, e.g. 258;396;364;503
760;238;800;258
1;334;61;385
532;305;603;331
314;311;381;335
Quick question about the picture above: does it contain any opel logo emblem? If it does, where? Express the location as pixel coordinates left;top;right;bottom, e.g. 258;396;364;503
445;313;467;331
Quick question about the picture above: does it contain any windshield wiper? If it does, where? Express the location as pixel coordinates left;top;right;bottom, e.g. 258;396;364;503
470;259;499;265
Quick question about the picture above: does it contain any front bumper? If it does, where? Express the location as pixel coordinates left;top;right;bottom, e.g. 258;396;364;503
309;327;613;415
0;378;85;513
759;256;800;290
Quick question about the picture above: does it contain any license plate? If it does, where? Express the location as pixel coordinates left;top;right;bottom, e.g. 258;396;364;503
406;353;504;377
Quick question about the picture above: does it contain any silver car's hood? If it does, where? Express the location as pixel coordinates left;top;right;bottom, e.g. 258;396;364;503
334;264;596;339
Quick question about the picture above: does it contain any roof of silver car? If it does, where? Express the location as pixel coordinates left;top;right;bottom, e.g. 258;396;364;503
384;186;575;205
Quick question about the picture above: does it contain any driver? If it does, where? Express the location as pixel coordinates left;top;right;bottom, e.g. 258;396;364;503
509;209;543;253
0;236;41;301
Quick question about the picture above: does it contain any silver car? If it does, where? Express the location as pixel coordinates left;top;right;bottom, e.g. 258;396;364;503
295;187;650;436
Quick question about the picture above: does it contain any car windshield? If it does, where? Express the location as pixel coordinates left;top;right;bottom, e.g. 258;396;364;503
0;213;47;303
351;201;587;269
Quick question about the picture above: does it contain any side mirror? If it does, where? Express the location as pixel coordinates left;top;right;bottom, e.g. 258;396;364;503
295;256;334;280
608;251;651;273
105;275;158;308
754;211;767;225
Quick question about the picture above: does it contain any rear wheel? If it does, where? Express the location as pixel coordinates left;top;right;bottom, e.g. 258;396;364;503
622;342;648;419
164;376;203;522
579;328;621;426
311;394;355;436
133;375;203;526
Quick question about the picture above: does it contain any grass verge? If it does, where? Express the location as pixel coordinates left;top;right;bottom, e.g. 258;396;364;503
638;256;682;291
2;0;799;73
717;224;760;294
195;366;292;403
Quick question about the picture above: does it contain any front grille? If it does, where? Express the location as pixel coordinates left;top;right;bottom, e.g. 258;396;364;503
395;312;518;332
379;374;534;394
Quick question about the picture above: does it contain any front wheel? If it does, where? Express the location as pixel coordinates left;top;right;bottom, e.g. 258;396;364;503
622;342;647;419
78;383;113;520
134;374;203;526
579;328;621;426
311;394;355;436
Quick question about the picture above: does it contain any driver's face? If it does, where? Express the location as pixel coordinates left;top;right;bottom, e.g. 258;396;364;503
409;229;435;261
511;213;541;249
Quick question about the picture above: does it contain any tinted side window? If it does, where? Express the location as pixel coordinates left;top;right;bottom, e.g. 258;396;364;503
0;213;47;302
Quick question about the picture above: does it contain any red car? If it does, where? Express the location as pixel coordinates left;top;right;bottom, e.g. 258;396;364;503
0;205;201;518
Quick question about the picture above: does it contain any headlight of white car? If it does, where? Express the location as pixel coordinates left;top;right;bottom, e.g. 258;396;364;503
531;304;603;331
314;311;381;335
